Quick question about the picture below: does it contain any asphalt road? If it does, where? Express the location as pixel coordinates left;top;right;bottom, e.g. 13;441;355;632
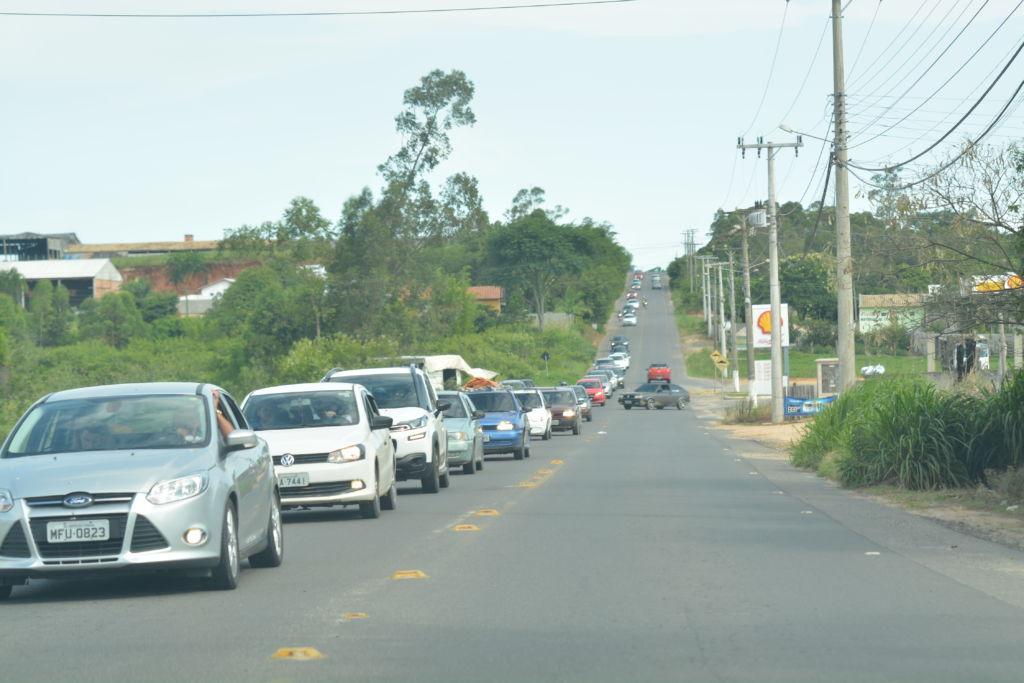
4;287;1024;682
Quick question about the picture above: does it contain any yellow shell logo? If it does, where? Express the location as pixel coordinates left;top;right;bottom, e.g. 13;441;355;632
756;310;772;335
1008;274;1023;289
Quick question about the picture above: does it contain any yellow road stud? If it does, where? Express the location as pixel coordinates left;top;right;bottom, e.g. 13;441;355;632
516;481;537;488
452;524;480;532
536;468;554;475
271;647;324;661
550;459;564;465
475;509;501;517
341;612;368;621
392;569;428;580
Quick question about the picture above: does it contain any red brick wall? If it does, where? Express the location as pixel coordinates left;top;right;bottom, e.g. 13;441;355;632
118;261;260;295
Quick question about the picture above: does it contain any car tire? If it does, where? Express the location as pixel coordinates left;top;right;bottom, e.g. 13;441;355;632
249;495;283;568
360;492;381;519
439;465;451;488
677;399;686;410
655;405;665;410
586;412;593;422
210;504;240;591
381;478;398;510
543;426;551;441
476;457;484;471
513;445;525;460
463;460;476;475
624;405;632;410
572;421;581;436
422;455;440;494
646;398;656;410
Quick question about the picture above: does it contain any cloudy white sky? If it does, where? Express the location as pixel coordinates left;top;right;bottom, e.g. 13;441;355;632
1;0;1022;268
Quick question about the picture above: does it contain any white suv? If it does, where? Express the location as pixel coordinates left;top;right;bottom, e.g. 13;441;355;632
241;383;398;518
323;366;450;493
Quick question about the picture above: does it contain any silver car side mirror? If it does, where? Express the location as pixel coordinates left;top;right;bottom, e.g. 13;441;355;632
225;429;258;452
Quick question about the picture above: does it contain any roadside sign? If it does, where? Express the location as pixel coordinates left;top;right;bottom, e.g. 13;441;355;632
710;350;728;371
750;304;790;348
710;350;725;362
541;351;550;362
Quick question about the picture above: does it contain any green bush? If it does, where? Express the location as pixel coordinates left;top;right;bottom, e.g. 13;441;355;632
790;379;894;470
723;400;771;424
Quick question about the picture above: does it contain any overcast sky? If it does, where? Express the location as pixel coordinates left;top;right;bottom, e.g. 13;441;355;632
1;0;1022;268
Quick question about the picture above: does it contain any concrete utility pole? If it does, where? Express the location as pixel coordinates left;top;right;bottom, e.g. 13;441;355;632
738;136;802;423
832;0;855;393
699;256;715;336
727;252;740;392
717;262;727;365
739;213;756;402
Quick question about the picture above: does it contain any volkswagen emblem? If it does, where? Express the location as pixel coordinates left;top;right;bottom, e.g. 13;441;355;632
63;493;93;508
280;454;295;468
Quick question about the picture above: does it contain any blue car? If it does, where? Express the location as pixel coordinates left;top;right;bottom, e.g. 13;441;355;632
467;390;530;460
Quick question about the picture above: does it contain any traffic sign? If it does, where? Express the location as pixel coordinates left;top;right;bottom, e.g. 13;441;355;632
710;350;728;371
541;351;551;362
710;350;725;362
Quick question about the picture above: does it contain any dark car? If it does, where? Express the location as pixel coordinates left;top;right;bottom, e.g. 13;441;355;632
619;383;690;410
467;390;530;460
540;388;582;436
610;335;630;349
571;384;593;422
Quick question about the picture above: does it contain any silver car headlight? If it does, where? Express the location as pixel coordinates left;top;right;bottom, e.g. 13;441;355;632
563;409;576;418
146;474;208;505
0;489;13;513
496;420;515;431
449;431;469;441
328;444;365;463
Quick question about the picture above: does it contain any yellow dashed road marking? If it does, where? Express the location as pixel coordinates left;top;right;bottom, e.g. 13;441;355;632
475;509;501;517
392;569;428;580
341;612;369;621
550;459;564;465
272;647;324;661
516;481;537;488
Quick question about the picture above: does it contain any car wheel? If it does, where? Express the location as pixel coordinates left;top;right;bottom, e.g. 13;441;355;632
677;398;686;410
513;445;525;460
586;412;593;422
439;466;451;488
572;421;581;436
381;478;398;510
249;494;283;568
624;405;632;410
475;443;484;471
360;492;381;519
543;426;551;441
422;454;440;494
646;398;656;410
210;504;240;590
463;460;476;475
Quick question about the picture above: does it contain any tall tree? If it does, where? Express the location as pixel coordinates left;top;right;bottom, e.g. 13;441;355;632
28;280;54;345
79;293;146;349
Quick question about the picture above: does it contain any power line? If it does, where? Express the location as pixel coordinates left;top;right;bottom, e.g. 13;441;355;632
846;0;881;80
849;36;1024;172
778;16;830;125
740;0;791;137
0;0;636;18
846;0;934;90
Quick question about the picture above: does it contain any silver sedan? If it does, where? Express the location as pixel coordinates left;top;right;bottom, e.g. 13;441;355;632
0;382;283;598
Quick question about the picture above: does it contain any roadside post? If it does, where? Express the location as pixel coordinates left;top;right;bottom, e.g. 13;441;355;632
541;351;550;375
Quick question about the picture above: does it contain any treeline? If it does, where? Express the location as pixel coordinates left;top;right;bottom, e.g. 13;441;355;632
0;69;629;435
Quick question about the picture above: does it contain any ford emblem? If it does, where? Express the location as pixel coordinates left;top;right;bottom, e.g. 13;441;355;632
63;493;93;508
280;454;295;467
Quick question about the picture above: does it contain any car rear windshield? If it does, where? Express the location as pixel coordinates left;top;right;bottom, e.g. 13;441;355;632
4;395;209;457
439;395;467;418
244;390;359;430
468;392;517;413
515;392;543;410
336;373;424;411
578;380;601;388
542;390;576;405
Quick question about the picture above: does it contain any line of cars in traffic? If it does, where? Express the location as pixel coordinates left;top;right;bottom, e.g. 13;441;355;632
0;361;600;598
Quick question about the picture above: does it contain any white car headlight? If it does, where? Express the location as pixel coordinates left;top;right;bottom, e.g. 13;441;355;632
0;489;13;513
449;431;469;441
147;474;208;505
563;409;576;418
496;420;515;431
328;445;365;463
395;415;429;431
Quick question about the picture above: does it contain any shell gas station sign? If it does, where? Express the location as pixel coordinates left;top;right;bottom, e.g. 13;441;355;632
969;273;1024;293
750;304;790;349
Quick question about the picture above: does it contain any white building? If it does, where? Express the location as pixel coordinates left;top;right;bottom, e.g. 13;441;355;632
177;278;235;317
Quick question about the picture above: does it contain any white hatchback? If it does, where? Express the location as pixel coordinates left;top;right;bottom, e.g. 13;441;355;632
242;383;398;519
514;389;552;440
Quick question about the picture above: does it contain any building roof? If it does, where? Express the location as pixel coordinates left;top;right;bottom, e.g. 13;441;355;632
0;258;123;282
67;240;219;254
0;232;80;244
468;285;504;300
858;293;927;308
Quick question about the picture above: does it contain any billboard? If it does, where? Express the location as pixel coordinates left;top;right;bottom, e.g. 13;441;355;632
750;303;790;348
967;273;1023;293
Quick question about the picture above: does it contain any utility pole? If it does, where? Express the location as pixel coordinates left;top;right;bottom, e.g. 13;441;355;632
832;0;855;393
727;252;740;392
739;212;756;403
684;230;697;293
717;262;727;365
699;256;715;336
738;136;802;423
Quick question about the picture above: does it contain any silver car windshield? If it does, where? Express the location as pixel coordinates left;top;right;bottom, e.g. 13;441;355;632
515;392;543;410
244;390;359;430
439;395;467;418
469;392;517;413
3;395;209;457
337;374;422;410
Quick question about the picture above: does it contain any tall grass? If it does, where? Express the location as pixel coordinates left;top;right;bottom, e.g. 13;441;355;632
790;372;1024;490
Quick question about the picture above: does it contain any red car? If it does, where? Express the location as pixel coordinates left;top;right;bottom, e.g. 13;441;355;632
647;363;671;383
576;378;606;406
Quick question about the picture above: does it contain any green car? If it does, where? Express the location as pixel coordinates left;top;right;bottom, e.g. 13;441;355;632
438;391;485;474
